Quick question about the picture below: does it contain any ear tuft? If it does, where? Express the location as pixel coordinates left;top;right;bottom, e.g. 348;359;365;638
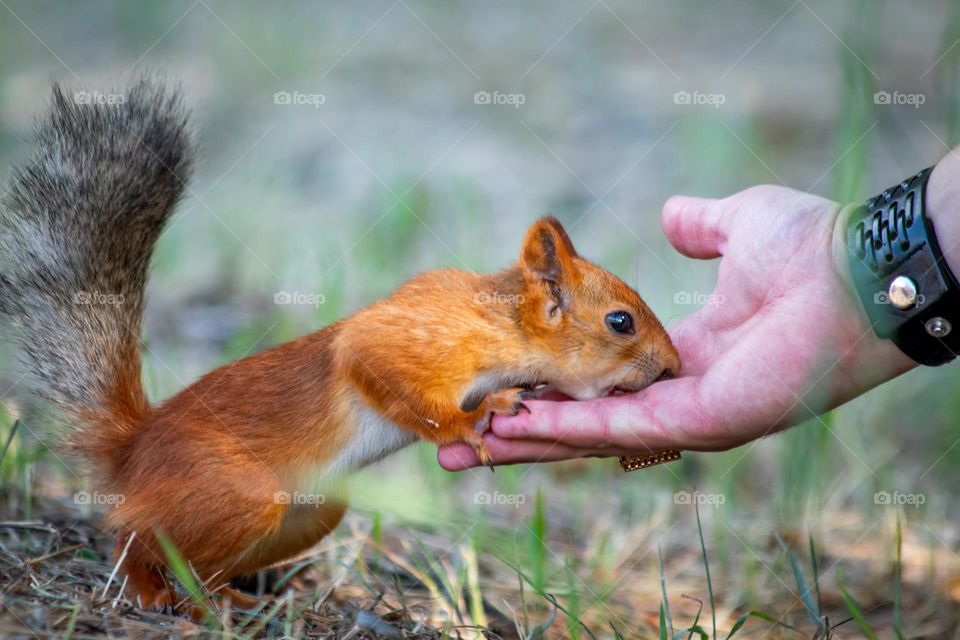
520;216;579;283
540;215;578;258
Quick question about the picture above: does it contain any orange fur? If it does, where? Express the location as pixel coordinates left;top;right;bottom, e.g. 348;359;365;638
98;216;679;609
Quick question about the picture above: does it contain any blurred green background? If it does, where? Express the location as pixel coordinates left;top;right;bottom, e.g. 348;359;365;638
2;0;960;634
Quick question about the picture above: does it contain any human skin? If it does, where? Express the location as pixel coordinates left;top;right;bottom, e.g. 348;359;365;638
439;151;960;470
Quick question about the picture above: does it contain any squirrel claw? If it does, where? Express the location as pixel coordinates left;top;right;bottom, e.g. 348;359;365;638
514;401;530;414
470;435;494;471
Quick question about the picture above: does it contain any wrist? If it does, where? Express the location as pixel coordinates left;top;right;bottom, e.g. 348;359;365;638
831;201;865;304
838;163;960;367
831;200;919;375
926;153;960;278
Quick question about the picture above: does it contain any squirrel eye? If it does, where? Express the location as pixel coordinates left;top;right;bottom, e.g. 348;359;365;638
604;311;635;334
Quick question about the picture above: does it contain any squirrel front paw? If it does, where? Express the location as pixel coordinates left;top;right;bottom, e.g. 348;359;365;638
461;431;494;470
432;388;533;472
473;387;532;435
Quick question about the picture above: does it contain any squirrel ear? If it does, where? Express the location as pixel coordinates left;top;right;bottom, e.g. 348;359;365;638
520;216;579;284
540;215;578;258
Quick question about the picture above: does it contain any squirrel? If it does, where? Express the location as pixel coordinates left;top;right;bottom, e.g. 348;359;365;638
0;79;680;611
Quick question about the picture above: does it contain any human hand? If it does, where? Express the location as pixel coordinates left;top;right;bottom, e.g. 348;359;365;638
439;185;918;470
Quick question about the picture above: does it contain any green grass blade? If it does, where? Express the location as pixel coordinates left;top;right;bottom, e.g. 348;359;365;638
237;593;293;640
504;561;598;640
659;545;675;638
156;532;217;626
836;567;879;640
0;419;18;466
565;562;581;640
694;505;716;640
527;488;548;595
808;533;822;614
519;571;529;634
774;532;818;623
659;603;668;640
524;598;557;640
464;541;486;629
938;1;960;145
62;604;80;640
679;626;708;640
894;517;905;640
831;0;881;203
724;611;802;639
674;595;703;640
543;593;597;640
610;622;627;640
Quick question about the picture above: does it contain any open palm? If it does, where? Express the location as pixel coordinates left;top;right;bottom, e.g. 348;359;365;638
439;186;917;470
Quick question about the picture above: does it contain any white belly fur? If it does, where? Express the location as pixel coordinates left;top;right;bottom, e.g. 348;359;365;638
322;403;419;478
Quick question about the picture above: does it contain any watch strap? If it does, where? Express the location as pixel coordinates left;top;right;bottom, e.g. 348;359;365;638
847;167;960;365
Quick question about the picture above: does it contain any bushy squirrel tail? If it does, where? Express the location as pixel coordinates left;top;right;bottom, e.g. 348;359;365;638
0;79;193;477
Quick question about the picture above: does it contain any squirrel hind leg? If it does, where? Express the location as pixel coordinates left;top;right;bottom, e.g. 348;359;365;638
118;539;176;610
214;586;271;611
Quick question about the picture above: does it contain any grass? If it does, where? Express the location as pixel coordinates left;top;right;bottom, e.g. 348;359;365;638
2;472;959;637
2;0;960;637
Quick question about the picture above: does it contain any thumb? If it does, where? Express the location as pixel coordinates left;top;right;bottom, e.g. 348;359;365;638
661;195;727;259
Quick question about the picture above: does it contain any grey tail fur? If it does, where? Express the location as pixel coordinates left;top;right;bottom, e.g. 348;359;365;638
0;79;193;475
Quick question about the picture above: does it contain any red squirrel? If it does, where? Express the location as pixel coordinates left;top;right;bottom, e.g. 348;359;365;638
0;80;680;610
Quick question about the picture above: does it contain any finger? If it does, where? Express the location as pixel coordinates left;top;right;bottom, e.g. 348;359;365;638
661;195;727;259
438;443;482;470
438;436;604;471
491;379;718;450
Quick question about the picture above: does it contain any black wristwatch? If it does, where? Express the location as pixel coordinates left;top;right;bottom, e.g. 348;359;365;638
846;166;960;365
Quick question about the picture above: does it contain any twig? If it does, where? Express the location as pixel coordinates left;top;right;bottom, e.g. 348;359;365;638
112;574;129;609
102;531;136;599
14;542;85;568
0;521;57;533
